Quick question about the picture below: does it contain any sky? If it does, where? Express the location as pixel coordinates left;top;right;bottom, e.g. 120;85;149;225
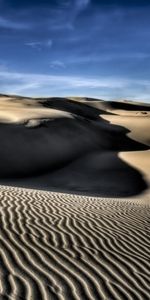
0;0;150;102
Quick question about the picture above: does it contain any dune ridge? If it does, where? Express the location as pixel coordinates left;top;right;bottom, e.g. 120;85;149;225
0;185;150;300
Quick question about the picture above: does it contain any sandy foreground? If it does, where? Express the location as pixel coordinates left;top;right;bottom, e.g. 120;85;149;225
0;185;149;300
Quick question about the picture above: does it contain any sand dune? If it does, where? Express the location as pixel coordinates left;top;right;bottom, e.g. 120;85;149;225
0;96;74;124
0;94;149;197
0;185;149;300
0;95;150;299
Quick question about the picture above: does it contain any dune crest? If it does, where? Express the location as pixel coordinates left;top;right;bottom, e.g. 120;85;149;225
0;96;74;125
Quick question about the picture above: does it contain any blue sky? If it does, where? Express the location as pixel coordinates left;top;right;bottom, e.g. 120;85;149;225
0;0;150;102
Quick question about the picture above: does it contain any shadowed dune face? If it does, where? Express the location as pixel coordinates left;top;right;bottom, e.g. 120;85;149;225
0;95;149;197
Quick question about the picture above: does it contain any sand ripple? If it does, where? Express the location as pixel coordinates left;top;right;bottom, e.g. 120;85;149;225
0;186;150;300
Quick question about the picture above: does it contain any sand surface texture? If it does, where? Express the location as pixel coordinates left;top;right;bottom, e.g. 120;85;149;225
0;185;150;300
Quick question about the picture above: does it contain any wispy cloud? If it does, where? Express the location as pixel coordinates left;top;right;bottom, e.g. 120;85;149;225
62;52;150;65
0;70;127;94
25;39;53;50
0;61;8;72
75;0;90;12
0;16;29;30
1;69;150;102
49;60;66;69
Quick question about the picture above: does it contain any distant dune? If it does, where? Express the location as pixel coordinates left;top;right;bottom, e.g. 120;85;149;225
0;94;150;197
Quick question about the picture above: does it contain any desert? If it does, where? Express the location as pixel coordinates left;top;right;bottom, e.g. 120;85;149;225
0;94;149;299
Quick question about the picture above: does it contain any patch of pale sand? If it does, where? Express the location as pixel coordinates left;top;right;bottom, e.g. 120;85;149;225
101;114;150;146
119;99;149;105
0;96;39;105
119;150;150;205
105;110;150;116
0;98;74;124
119;150;150;181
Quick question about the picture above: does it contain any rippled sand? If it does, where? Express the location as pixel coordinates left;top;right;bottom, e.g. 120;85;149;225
0;185;149;300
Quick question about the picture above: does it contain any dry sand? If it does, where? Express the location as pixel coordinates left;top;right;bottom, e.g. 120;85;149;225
0;185;149;300
0;95;150;299
0;96;74;124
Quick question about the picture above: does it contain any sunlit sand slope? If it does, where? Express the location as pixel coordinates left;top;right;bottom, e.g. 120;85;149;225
0;186;149;300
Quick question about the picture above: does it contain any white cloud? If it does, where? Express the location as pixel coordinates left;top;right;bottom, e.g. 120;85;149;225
62;52;150;65
0;61;8;72
25;39;53;50
50;23;73;31
75;0;90;11
0;69;150;102
49;60;66;69
0;16;29;30
0;70;127;92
